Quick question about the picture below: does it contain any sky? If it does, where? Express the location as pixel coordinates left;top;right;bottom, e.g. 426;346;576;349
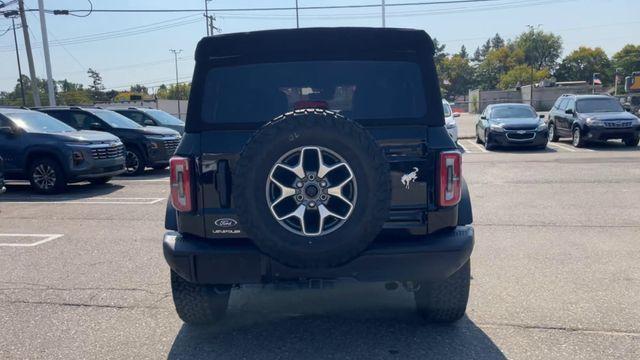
0;0;638;93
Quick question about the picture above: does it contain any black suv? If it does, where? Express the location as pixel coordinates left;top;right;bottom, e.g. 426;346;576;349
163;28;474;325
548;94;640;147
35;107;181;175
109;107;185;135
0;107;125;193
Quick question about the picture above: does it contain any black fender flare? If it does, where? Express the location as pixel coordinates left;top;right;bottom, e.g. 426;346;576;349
457;177;473;225
165;198;178;230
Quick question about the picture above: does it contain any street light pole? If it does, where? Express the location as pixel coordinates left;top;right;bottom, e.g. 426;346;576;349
295;0;299;28
382;0;386;28
204;0;211;36
38;0;56;106
170;49;183;120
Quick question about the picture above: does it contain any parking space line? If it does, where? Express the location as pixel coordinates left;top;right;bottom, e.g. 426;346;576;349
0;234;64;247
466;140;488;153
0;197;164;205
547;143;576;152
457;141;469;152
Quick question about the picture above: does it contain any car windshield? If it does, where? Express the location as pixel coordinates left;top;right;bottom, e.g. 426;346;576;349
145;110;184;125
201;61;427;124
577;98;624;113
5;111;76;133
491;106;536;119
442;101;452;117
90;109;143;129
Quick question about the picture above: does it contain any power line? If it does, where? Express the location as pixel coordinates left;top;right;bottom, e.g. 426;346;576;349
20;1;510;14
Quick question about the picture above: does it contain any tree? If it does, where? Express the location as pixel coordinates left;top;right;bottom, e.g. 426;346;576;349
515;28;562;70
480;39;492;58
440;55;475;98
458;45;468;59
432;38;448;68
472;47;483;63
155;83;191;100
475;47;525;90
498;65;550;90
612;44;640;79
555;47;612;84
87;68;105;102
491;33;505;50
130;84;148;94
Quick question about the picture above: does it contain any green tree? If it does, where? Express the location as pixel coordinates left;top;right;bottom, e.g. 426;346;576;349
555;46;612;84
156;83;191;100
515;28;562;70
491;33;505;50
87;68;106;102
612;44;640;79
458;45;468;59
130;84;148;94
440;55;475;98
475;47;525;89
498;65;550;90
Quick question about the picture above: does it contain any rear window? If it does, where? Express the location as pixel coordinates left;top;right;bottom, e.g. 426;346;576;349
201;61;427;125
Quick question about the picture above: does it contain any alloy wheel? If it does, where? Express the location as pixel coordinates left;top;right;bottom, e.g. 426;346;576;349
32;164;56;190
125;150;140;174
266;146;357;237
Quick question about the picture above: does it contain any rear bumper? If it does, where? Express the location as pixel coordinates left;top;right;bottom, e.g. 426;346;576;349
163;226;474;284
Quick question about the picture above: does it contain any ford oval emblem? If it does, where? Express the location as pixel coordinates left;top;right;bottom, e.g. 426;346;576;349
214;218;238;228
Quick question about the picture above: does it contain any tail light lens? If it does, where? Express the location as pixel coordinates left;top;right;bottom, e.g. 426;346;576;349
439;151;462;207
170;156;192;212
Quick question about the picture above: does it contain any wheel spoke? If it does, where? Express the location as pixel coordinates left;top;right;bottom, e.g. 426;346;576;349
268;176;297;207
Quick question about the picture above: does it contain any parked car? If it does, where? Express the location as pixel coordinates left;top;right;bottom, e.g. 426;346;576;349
35;107;181;176
443;99;459;142
0;107;125;193
0;156;5;194
475;103;548;150
548;94;640;147
163;28;474;325
109;107;185;135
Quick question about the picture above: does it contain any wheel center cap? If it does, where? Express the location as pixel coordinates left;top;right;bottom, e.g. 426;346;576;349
304;184;319;197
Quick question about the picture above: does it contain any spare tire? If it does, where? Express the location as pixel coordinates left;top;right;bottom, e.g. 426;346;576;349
233;109;390;268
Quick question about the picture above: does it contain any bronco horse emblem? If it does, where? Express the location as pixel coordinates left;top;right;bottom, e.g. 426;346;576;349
401;167;419;189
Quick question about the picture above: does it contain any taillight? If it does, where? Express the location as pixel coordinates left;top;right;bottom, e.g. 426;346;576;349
438;150;462;207
170;156;192;212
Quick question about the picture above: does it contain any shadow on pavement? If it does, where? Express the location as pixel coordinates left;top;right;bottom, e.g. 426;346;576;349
0;181;124;201
168;284;506;360
116;168;169;180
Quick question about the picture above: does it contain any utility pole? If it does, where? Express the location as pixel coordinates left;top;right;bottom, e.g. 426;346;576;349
18;0;41;106
170;49;183;120
204;0;211;36
4;11;26;106
382;0;386;28
295;0;299;28
38;0;56;106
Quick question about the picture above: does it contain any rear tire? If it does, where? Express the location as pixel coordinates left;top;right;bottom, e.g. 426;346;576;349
28;157;66;194
623;136;639;147
170;270;231;325
89;177;112;185
484;131;495;151
414;260;470;323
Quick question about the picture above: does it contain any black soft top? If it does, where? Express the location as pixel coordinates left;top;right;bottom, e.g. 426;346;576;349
195;27;435;62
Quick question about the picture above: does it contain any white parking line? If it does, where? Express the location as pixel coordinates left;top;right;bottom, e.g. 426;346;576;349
457;141;469;152
0;197;164;205
466;139;488;153
547;143;576;152
0;234;64;247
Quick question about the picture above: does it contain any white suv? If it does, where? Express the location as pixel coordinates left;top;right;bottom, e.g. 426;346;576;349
443;100;459;142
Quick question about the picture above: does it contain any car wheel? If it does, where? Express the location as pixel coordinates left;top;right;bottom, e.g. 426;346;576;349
484;130;495;150
548;122;559;142
414;260;470;323
29;157;66;194
124;148;145;176
572;127;585;148
233;109;390;268
623;136;639;147
475;130;482;144
170;270;230;324
89;177;112;185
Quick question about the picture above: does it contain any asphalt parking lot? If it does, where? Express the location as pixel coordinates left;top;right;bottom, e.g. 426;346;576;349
1;142;639;359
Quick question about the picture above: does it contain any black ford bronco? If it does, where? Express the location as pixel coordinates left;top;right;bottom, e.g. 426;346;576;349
163;28;474;324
